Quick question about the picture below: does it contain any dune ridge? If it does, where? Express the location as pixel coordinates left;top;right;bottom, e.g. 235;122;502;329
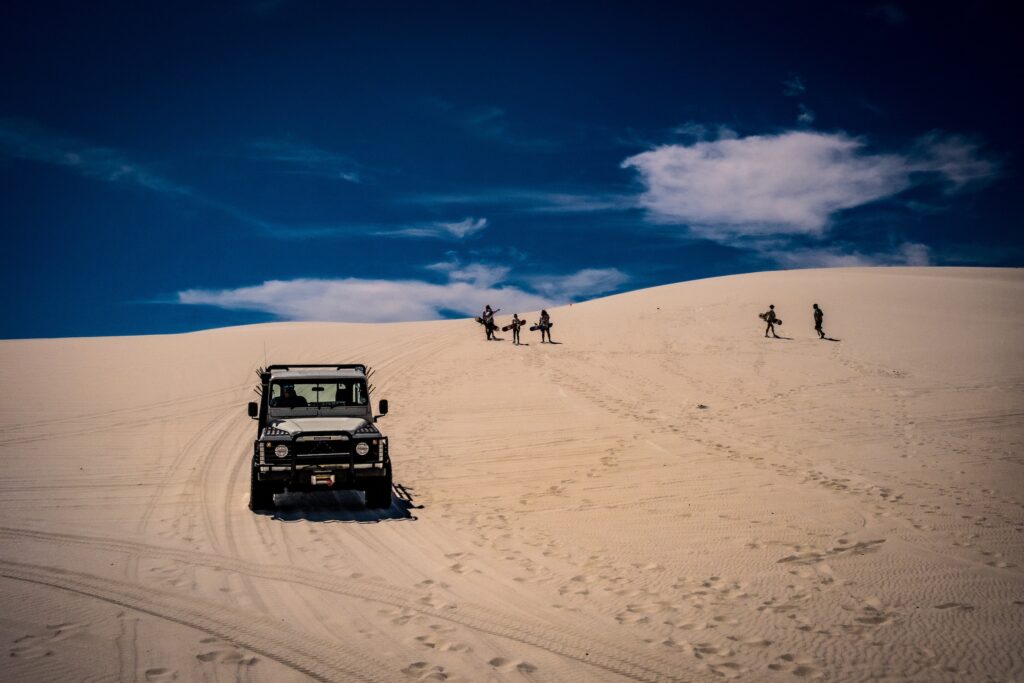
1;267;1022;681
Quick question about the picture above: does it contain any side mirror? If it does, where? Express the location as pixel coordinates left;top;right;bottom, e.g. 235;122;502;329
247;402;258;419
377;399;389;417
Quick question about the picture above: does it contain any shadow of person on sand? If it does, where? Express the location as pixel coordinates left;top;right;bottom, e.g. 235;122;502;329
257;483;422;523
768;335;793;340
822;337;841;342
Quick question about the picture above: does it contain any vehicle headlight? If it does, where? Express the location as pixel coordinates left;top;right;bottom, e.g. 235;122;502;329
355;442;370;456
274;445;290;458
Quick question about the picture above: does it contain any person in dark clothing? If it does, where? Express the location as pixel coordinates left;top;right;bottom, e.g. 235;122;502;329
511;313;523;345
813;303;825;339
764;305;779;338
482;305;500;340
538;310;553;343
275;386;308;408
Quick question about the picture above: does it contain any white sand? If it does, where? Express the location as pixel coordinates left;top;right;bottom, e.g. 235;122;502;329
1;266;1022;682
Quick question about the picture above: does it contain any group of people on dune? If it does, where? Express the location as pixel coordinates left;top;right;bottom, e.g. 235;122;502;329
477;302;828;344
760;303;829;340
479;305;553;345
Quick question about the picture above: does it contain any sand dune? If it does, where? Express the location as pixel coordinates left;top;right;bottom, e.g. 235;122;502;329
1;267;1022;682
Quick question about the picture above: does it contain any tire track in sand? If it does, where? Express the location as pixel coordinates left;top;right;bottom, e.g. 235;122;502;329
0;558;384;683
0;526;686;682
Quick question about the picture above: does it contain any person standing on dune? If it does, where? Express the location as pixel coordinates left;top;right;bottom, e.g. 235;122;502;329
538;310;553;343
511;313;523;345
481;305;500;340
763;305;779;338
813;303;825;339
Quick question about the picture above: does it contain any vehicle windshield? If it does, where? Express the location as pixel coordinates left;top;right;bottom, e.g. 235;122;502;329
270;380;368;409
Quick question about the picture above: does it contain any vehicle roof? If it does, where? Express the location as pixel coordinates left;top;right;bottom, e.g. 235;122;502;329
269;368;366;380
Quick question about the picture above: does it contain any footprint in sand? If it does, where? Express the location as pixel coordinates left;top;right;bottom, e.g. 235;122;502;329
195;638;259;666
488;657;537;673
402;661;448;680
768;654;823;679
413;634;469;652
9;622;84;659
144;668;178;682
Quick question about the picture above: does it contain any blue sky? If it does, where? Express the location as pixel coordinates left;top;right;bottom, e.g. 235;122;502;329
1;1;1018;338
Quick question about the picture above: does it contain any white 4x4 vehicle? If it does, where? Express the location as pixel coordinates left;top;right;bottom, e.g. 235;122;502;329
247;364;392;511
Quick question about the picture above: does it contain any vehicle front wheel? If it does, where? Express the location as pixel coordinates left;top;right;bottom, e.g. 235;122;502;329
249;465;275;511
364;474;392;509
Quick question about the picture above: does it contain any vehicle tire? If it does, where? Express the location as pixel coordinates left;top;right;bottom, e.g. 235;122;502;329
364;473;392;509
249;465;275;511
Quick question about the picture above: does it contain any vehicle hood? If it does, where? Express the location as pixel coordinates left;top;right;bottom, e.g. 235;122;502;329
270;417;369;435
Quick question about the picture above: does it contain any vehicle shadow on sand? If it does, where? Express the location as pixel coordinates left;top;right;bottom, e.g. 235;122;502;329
263;483;422;523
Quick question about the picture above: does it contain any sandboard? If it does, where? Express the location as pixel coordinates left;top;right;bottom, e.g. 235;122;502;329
529;322;554;332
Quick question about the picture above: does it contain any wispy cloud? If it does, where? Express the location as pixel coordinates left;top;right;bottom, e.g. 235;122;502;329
621;129;999;244
247;138;361;182
423;98;555;148
526;268;629;300
378;216;488;240
797;104;816;125
782;74;806;97
425;258;509;288
767;242;931;269
177;261;628;322
0;118;192;196
405;189;635;214
0;119;483;242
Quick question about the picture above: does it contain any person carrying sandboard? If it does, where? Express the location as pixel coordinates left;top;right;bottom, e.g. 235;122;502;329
480;305;501;340
761;304;780;338
503;313;526;345
534;309;554;343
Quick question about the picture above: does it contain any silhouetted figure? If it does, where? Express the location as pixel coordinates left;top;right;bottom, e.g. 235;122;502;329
539;310;553;343
511;313;523;345
813;303;825;339
481;305;500;340
275;386;308;408
763;305;779;338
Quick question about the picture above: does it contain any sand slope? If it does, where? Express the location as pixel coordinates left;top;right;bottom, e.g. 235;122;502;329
1;267;1022;682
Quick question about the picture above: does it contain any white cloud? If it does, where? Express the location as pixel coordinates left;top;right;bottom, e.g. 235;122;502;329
178;263;628;322
797;104;816;125
767;241;932;269
178;278;549;323
378;216;488;240
622;130;998;243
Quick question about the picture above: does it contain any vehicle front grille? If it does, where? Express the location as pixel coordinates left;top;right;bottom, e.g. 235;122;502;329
294;440;350;457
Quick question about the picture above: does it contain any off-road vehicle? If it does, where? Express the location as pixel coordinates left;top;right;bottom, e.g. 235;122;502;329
247;364;392;511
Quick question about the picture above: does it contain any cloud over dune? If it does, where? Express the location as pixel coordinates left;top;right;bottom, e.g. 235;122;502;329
178;264;627;322
622;130;998;243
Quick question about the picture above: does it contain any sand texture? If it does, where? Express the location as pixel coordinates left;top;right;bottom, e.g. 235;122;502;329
1;267;1022;682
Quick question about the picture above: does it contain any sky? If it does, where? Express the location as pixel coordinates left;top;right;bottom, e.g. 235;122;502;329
1;0;1019;338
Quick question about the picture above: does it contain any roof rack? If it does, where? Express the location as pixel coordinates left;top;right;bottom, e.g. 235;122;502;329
266;364;367;373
